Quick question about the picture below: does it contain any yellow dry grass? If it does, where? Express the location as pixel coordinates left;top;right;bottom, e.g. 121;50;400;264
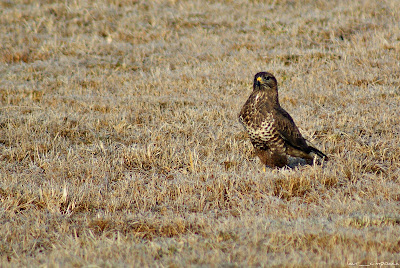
1;0;400;266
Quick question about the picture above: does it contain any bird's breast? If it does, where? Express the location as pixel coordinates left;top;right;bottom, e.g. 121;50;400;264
247;118;275;141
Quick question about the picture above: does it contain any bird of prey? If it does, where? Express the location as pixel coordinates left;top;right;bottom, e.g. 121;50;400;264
239;72;327;168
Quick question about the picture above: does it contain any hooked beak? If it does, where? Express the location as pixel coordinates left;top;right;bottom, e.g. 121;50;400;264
256;76;262;87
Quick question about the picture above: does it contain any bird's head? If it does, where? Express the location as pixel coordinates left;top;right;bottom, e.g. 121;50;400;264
253;72;277;91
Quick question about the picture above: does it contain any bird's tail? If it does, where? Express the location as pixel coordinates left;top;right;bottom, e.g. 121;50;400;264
309;146;328;161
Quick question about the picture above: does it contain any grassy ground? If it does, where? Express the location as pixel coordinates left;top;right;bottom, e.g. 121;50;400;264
1;0;400;266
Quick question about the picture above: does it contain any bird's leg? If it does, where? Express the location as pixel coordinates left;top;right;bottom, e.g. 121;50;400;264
255;148;287;169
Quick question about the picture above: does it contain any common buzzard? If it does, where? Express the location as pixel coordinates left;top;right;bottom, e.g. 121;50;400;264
239;72;327;168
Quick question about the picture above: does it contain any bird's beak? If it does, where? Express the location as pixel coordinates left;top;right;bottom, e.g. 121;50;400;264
256;76;262;86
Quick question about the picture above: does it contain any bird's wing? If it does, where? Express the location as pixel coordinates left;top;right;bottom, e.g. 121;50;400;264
271;106;310;151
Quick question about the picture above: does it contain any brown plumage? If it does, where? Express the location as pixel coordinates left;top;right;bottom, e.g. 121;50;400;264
239;72;328;168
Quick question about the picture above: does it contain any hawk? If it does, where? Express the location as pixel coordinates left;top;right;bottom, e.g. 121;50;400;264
239;72;327;168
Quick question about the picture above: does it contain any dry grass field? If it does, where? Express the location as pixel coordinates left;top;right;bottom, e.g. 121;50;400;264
1;0;400;266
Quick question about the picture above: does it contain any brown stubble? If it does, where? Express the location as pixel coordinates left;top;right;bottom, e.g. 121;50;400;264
1;0;400;266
